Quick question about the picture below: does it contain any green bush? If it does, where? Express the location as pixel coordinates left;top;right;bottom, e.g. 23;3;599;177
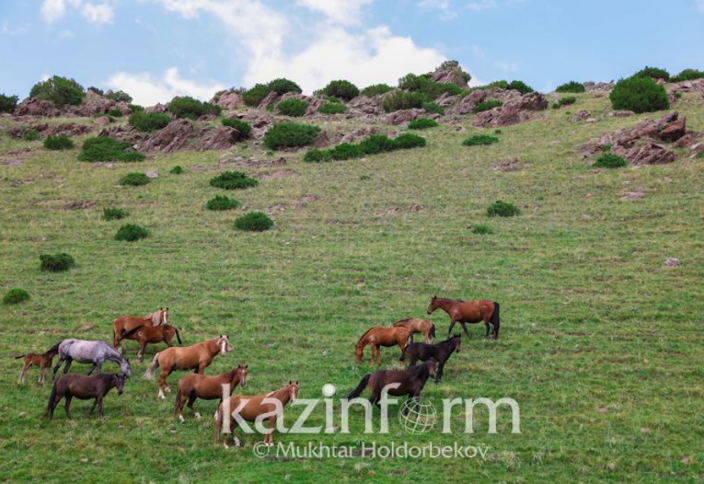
168;96;221;119
422;101;444;115
43;135;74;151
382;90;425;113
305;132;426;162
78;137;146;162
23;130;40;141
234;212;274;232
594;153;627;168
0;94;18;113
277;98;309;117
322;80;359;101
552;96;577;109
242;83;272;107
169;165;185;175
210;171;259;190
318;102;346;115
221;118;252;138
671;69;704;83
206;195;241;211
88;87;104;95
3;289;31;305
462;135;499;146
331;143;365;160
303;148;333;163
487;200;520;217
359;134;398;155
393;133;426;149
115;224;149;242
268;78;302;95
40;253;75;272
108;109;123;118
105;90;132;103
361;84;393;97
556;81;586;93
30;76;85;107
398;73;463;99
128;104;144;113
473;99;503;113
102;208;128;220
610;76;669;113
471;224;493;235
408;118;438;130
264;122;321;150
119;173;150;186
506;80;533;95
634;67;670;81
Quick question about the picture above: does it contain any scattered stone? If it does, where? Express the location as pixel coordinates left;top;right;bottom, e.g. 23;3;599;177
312;130;343;148
583;81;614;92
93;116;110;126
146;171;159;179
65;201;95;210
610;110;635;118
621;187;646;200
46;122;93;137
571;110;593;122
492;157;524;172
662;258;681;267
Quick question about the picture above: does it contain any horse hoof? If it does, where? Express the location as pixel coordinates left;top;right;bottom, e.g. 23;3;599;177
165;387;172;394
178;415;185;423
195;412;202;419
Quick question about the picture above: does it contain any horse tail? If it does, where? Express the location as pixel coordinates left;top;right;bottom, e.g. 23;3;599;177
346;374;371;399
46;380;58;417
430;324;436;340
14;354;26;359
144;353;160;380
120;325;144;341
46;341;62;355
175;327;182;345
399;345;409;362
492;302;500;337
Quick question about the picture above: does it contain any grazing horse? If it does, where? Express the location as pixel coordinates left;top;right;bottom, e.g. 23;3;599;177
393;318;436;343
214;381;299;448
346;360;436;411
401;335;461;383
113;308;169;351
355;327;412;365
144;335;233;399
427;296;500;338
175;364;248;422
119;324;183;362
16;348;59;384
46;373;126;419
49;339;132;381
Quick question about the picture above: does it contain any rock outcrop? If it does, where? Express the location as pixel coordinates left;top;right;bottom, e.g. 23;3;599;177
212;91;244;110
15;98;60;117
473;92;548;128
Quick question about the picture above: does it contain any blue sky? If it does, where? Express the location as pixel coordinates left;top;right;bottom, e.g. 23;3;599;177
1;0;704;105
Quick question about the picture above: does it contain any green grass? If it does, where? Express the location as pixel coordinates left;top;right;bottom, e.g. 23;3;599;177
1;91;703;483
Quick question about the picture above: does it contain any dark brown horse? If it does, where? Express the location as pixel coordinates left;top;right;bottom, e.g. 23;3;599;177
400;335;461;383
16;348;59;384
355;327;412;365
113;308;169;351
46;373;126;419
346;359;436;409
427;296;500;338
120;324;182;362
175;364;248;422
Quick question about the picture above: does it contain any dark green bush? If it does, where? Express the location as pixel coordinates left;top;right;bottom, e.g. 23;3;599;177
221;118;252;138
210;171;259;190
78;137;146;162
129;112;171;132
634;67;670;81
331;143;365;160
23;130;40;141
3;288;31;305
30;76;85;107
471;224;493;235
594;153;627;168
303;148;333;163
115;224;149;242
382;90;425;113
268;78;302;95
102;208;128;220
393;133;426;149
234;212;273;232
610;76;669;113
322;80;359;101
506;80;533;95
422;101;444;115
43;135;74;150
318;102;346;114
170;165;185;175
487;200;520;217
105;90;132;103
108;109;123;118
408;118;438;130
552;96;577;109
168;96;221;119
556;81;586;93
88;87;104;95
463;135;499;146
473;99;503;113
305;132;426;162
0;94;18;113
264;123;320;150
242;83;272;107
671;69;704;83
40;253;75;272
119;173;150;186
277;98;309;117
359;134;398;155
398;73;463;99
128;104;144;113
361;84;393;97
206;195;241;211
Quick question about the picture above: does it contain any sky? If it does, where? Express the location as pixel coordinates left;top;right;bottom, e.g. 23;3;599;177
1;0;703;105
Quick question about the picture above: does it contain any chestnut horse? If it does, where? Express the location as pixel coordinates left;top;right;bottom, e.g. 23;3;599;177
175;364;248;422
214;381;299;448
113;308;169;350
119;324;182;362
355;327;412;365
16;348;58;384
46;373;126;419
392;318;436;343
144;335;233;399
427;296;500;338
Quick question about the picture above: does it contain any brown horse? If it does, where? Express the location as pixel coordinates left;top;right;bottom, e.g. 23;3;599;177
355;327;412;365
16;349;58;384
46;373;126;419
214;381;299;448
427;296;500;338
392;318;436;343
112;308;169;350
120;324;182;362
144;335;233;399
347;359;436;410
175;364;248;422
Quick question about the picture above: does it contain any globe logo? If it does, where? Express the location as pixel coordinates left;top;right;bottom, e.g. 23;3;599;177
398;399;438;434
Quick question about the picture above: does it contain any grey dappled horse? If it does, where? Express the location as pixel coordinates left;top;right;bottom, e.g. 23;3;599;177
49;339;132;381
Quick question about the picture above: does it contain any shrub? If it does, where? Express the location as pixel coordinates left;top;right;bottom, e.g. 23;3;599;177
506;80;533;95
264;122;320;150
398;73;463;99
108;109;123;118
128;104;144;113
361;84;393;97
268;78;302;95
408;118;438;130
206;195;241;211
102;208;128;220
3;289;31;305
471;224;493;235
473;99;503;113
610;76;669;113
0;94;18;113
487;200;520;217
331;143;365;160
422;101;445;115
23;130;40;141
277;98;309;117
169;165;185;175
115;224;149;242
242;83;272;107
78;137;146;162
168;96;221;119
303;148;333;163
382;90;425;113
88;87;104;95
393;133;426;149
318;102;346;115
221;118;252;138
30;76;85;107
210;171;259;190
322;80;359;101
552;96;577;109
234;212;274;232
671;69;704;83
359;134;398;155
128;112;172;132
119;173;151;186
40;253;75;272
105;90;133;103
594;153;627;168
634;67;670;81
43;135;74;150
462;135;499;146
556;81;586;93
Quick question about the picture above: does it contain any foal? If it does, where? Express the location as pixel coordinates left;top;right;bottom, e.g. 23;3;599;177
392;318;436;343
347;360;436;410
16;349;58;384
174;364;247;422
113;308;169;351
46;373;126;419
355;327;412;365
119;324;182;362
401;335;461;383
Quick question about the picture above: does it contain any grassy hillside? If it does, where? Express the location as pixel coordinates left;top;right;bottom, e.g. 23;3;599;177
1;91;703;483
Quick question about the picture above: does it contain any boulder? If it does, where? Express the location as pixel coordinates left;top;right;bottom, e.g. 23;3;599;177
347;95;384;116
136;119;196;153
570;110;593;122
472;92;547;127
658;116;686;142
63;90;114;117
615;141;675;165
145;103;168;114
382;108;425;126
516;92;548;111
15;98;59;117
447;88;520;115
312;131;343;148
213;91;244;110
93;116;110;126
583;81;614;92
258;91;278;110
193;126;240;151
428;63;471;89
46;122;93;137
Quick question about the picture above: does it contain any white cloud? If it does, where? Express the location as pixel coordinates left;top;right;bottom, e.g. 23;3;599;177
105;67;225;105
82;3;114;24
296;0;374;25
41;0;70;23
41;0;113;25
419;0;457;20
467;0;497;11
1;21;31;35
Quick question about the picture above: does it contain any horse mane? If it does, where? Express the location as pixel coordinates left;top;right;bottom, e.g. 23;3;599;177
407;360;433;377
151;311;161;325
439;335;461;345
356;327;377;347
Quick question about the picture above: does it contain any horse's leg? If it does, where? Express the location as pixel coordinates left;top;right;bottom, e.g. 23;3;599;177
187;394;201;419
89;398;98;416
447;320;457;337
97;396;104;418
96;361;103;375
138;341;147;363
87;363;97;375
265;417;276;446
52;356;65;381
63;358;72;374
410;355;418;367
459;322;470;338
484;315;490;337
158;368;171;400
64;394;73;419
40;365;48;384
18;361;30;384
228;420;241;448
47;389;61;419
436;360;446;384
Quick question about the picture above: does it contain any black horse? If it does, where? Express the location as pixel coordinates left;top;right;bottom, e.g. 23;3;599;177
46;373;126;419
400;335;461;383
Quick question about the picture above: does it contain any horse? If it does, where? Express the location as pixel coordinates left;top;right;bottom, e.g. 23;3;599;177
400;335;461;383
119;324;182;362
15;348;59;384
346;360;436;411
392;318;436;343
49;339;133;381
355;326;412;365
427;296;500;338
144;335;233;399
175;364;248;423
46;373;126;419
214;381;299;448
113;308;169;351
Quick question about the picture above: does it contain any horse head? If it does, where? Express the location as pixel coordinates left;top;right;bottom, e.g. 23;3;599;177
288;381;300;402
217;335;233;356
119;358;132;379
154;307;169;326
237;364;248;388
454;335;461;353
427;295;439;315
113;374;127;395
426;358;437;378
354;344;363;364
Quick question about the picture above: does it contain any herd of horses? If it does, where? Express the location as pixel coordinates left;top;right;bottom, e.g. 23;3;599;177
14;297;501;447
